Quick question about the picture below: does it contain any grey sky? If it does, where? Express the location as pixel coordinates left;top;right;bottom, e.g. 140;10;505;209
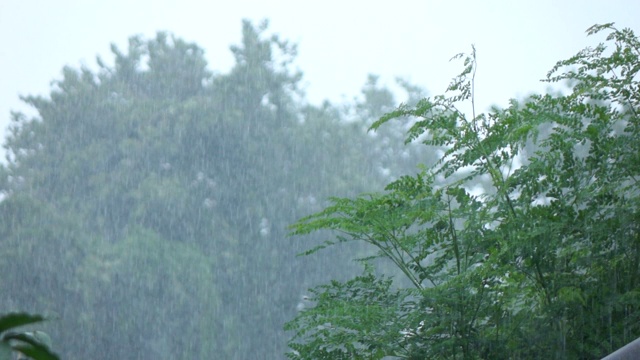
1;1;638;158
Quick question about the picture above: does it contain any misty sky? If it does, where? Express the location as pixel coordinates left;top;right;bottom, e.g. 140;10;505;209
1;0;639;159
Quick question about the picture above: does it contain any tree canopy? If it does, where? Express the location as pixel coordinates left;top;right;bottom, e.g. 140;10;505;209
0;20;427;358
286;23;640;359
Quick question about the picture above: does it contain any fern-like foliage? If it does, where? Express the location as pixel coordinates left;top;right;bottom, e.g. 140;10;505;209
286;23;640;359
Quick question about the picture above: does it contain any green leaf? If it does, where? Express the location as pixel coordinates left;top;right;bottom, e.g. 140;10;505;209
11;344;59;360
0;313;46;336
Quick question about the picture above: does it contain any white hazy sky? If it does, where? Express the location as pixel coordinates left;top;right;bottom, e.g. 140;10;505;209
1;1;639;156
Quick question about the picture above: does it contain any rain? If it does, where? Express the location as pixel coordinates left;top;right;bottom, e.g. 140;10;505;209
0;19;430;359
1;2;640;359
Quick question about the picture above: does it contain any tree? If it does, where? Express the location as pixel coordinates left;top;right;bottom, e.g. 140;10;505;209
0;20;399;358
286;23;640;359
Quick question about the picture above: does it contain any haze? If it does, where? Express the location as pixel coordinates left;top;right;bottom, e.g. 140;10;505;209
2;0;639;150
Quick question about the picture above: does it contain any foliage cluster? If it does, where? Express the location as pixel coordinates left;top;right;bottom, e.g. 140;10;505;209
0;313;58;360
286;23;640;359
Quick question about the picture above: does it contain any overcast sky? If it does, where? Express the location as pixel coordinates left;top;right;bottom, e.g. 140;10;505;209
1;1;639;157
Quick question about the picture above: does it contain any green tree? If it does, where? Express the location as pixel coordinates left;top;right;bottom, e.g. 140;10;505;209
0;20;392;358
286;23;640;359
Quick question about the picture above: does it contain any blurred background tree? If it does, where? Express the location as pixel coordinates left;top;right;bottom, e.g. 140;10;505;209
0;20;427;358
